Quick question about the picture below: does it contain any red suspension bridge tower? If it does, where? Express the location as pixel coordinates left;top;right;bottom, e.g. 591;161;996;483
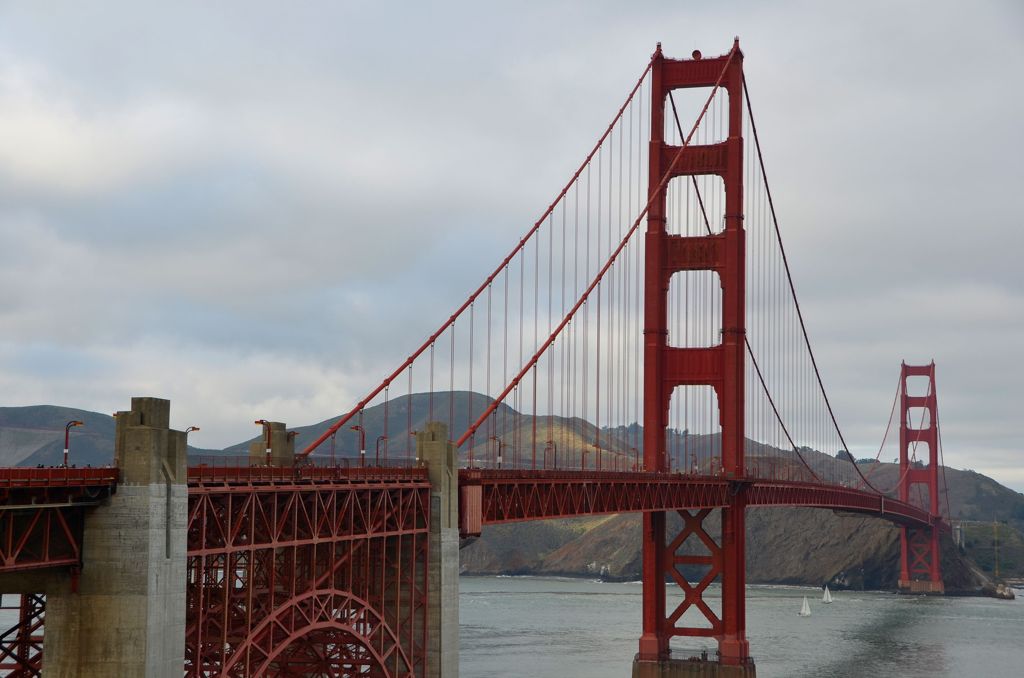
898;361;945;593
637;41;754;676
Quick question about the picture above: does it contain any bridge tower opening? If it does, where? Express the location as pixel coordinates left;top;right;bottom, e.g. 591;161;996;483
898;361;945;594
635;41;755;677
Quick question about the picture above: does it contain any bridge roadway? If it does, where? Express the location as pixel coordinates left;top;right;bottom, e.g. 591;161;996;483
457;468;938;535
0;464;936;579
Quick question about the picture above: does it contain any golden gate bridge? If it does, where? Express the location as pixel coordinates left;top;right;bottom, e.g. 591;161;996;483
0;41;949;677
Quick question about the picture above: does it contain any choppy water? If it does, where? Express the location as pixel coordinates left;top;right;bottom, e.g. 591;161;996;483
460;576;1024;678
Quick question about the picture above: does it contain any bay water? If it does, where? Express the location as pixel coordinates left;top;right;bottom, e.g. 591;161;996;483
460;576;1024;677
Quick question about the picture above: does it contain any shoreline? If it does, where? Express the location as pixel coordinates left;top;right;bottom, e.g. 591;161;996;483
459;570;1018;599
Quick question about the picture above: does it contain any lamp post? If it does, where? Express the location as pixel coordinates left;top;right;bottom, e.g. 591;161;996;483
184;425;200;438
545;439;558;469
255;419;272;466
630;447;639;472
64;420;84;467
351;425;366;467
489;435;503;469
375;435;388;466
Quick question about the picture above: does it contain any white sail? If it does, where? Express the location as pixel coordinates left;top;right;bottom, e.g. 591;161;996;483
822;586;833;604
798;596;811;617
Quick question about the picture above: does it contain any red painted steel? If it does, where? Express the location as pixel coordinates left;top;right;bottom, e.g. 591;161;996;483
641;41;750;665
0;508;84;574
188;458;423;485
0;467;118;499
898;362;944;590
0;469;116;575
460;470;731;530
184;469;430;678
459;470;936;535
0;472;116;678
0;594;44;677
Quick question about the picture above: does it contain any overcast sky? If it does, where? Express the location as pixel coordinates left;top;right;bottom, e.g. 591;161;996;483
1;2;1022;489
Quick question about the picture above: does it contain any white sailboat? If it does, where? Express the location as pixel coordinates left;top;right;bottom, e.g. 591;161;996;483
822;585;833;604
798;596;811;617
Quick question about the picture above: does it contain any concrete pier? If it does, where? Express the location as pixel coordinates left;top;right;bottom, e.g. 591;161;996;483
43;397;187;677
899;579;945;594
632;657;757;678
248;420;295;466
418;422;459;678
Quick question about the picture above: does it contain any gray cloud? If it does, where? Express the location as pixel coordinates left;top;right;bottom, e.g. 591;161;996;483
0;1;1022;489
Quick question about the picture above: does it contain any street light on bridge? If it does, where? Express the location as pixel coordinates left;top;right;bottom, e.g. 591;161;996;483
376;435;388;466
489;435;504;469
184;426;200;436
63;420;84;468
544;439;557;469
350;425;366;467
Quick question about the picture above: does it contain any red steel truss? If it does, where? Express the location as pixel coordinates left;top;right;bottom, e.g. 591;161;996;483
184;470;431;678
0;470;117;678
458;470;731;534
459;470;937;536
0;594;44;678
0;467;118;499
0;467;117;574
898;362;944;592
0;508;84;575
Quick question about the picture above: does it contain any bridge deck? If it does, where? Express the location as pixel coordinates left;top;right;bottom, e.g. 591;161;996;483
0;466;118;499
458;469;939;536
0;467;119;574
0;465;943;574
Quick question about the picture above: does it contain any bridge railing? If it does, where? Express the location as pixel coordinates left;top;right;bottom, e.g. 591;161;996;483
0;465;119;489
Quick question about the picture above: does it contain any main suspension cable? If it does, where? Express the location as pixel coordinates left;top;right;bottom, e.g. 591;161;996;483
743;75;882;493
667;90;820;482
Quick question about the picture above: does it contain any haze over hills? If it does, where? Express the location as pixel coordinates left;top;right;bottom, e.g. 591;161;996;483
0;404;216;467
0;405;116;467
2;393;1022;588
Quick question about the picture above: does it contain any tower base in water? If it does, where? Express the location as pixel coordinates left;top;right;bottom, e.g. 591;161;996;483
633;656;756;678
898;579;945;595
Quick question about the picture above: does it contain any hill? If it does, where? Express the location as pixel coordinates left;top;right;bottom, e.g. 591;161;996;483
3;393;1022;590
0;404;215;467
223;391;520;462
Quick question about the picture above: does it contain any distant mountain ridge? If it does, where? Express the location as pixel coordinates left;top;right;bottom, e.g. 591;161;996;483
2;393;1022;588
0;405;118;467
0;404;215;467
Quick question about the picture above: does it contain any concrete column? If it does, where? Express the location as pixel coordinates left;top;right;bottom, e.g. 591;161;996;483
248;421;295;466
418;422;459;678
43;397;187;678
